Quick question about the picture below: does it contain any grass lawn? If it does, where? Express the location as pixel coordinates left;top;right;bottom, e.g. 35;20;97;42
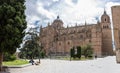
3;60;29;66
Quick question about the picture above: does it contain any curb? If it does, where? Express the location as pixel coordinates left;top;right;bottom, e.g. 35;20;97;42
7;64;32;68
0;72;10;73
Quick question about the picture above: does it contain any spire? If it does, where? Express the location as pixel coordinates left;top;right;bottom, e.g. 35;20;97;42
48;22;50;26
97;20;100;24
40;25;42;28
76;23;77;27
104;8;106;14
40;25;42;33
57;15;59;19
85;20;87;26
67;25;68;28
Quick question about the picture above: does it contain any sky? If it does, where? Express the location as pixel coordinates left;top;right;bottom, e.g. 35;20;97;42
23;0;120;50
25;0;120;29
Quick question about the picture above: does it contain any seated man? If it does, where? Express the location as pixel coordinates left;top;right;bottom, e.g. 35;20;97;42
29;59;34;65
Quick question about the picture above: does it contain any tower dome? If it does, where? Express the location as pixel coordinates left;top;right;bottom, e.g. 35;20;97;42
101;10;110;23
52;15;63;29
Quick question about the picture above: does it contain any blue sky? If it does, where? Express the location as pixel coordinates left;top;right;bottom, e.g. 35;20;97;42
25;0;120;29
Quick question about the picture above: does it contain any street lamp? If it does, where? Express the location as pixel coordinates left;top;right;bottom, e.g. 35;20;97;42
38;43;41;63
25;48;27;60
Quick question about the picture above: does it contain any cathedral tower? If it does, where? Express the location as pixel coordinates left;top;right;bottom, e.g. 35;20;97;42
101;10;113;55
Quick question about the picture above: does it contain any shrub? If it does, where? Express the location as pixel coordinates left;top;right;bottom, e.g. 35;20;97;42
41;50;45;58
3;53;16;61
84;44;93;58
70;47;75;58
77;46;81;59
70;46;81;59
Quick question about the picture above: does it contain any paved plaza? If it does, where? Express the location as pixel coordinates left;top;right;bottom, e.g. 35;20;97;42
9;56;120;73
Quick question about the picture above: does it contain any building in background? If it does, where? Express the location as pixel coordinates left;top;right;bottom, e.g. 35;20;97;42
39;10;113;57
111;5;120;63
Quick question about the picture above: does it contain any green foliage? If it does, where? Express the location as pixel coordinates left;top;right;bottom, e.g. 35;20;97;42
41;50;45;58
0;1;26;71
70;44;93;60
3;53;16;61
77;46;81;58
19;28;43;59
70;47;75;58
3;60;29;66
81;44;93;58
81;45;86;55
70;46;81;59
0;0;26;54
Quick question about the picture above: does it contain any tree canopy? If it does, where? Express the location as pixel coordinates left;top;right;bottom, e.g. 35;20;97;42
19;28;42;59
0;0;26;71
0;0;26;54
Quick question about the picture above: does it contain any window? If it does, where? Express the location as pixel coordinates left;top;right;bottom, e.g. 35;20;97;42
59;43;61;46
68;42;70;45
56;38;58;41
105;18;106;21
89;40;91;43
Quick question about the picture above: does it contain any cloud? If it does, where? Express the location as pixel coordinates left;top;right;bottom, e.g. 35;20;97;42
25;0;120;28
36;1;56;19
56;0;103;26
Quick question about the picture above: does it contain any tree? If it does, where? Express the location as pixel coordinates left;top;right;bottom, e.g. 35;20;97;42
70;47;75;58
70;46;81;59
20;28;42;62
83;44;93;58
77;46;81;59
0;0;26;71
3;52;16;61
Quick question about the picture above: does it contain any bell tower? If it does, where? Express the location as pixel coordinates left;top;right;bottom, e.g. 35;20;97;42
101;10;113;56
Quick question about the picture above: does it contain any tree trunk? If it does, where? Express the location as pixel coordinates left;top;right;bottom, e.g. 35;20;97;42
0;52;3;71
38;56;40;63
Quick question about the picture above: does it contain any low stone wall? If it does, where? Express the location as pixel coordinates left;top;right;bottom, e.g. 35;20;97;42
0;72;10;73
0;66;9;73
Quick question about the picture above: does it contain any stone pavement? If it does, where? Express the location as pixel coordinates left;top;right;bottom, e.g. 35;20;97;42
9;57;120;73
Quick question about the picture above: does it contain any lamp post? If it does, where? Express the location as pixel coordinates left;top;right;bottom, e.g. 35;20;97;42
49;48;51;59
38;43;41;63
25;48;27;60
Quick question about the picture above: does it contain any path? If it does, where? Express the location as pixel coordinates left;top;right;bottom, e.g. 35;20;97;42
9;56;120;73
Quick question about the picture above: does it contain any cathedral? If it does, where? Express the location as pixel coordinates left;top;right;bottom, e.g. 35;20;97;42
39;10;114;57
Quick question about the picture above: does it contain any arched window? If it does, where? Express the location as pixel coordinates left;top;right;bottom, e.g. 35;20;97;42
105;18;106;21
89;40;91;43
59;42;61;46
68;42;70;45
56;38;58;41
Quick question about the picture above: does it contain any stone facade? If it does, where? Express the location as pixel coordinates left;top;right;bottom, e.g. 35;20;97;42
111;6;120;63
39;11;113;57
112;6;120;49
